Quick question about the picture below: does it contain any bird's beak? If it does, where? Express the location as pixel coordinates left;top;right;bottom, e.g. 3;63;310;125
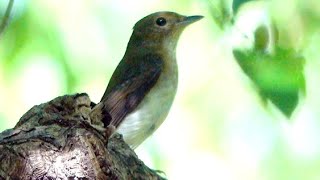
179;15;204;25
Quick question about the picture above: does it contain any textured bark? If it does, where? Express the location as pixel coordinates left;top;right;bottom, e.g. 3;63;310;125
0;93;165;180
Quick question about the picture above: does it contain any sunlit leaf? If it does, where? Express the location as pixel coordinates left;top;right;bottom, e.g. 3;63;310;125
233;46;306;117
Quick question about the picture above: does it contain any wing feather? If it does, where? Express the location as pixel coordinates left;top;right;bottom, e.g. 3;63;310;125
100;53;163;127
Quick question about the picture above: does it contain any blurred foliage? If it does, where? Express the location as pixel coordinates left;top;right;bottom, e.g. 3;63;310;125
232;0;255;14
207;0;233;29
233;22;306;117
209;0;310;117
233;45;305;117
2;2;76;91
0;0;320;180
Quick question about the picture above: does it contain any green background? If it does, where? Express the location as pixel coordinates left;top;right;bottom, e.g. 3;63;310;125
0;0;320;179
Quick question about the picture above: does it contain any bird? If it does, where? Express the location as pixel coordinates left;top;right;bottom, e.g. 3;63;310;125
90;11;203;149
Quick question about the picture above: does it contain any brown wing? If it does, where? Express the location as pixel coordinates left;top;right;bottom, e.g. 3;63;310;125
100;53;163;128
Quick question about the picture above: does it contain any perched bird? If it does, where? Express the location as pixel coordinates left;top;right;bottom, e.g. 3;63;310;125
91;12;203;149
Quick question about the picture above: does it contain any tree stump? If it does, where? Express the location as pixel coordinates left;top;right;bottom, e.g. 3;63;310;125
0;93;165;179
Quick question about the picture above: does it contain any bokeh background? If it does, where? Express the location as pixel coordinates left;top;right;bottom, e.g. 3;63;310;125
0;0;320;179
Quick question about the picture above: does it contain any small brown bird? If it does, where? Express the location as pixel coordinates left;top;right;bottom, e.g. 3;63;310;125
91;11;203;149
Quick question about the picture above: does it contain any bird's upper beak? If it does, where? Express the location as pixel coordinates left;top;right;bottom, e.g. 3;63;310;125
178;15;204;25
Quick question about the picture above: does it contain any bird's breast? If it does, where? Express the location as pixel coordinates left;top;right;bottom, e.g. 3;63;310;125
117;56;178;148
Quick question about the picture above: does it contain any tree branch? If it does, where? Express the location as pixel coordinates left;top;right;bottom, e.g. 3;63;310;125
0;93;165;179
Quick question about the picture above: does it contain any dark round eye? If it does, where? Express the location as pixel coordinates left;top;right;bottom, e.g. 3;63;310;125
156;17;167;26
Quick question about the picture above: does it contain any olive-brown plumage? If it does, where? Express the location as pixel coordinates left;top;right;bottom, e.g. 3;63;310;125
92;11;203;149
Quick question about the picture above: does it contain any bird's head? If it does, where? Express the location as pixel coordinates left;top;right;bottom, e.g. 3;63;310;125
130;11;203;49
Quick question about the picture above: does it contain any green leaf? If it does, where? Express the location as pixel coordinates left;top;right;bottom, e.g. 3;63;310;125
233;46;306;117
232;0;255;15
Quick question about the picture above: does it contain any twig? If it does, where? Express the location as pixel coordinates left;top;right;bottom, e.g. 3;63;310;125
0;0;14;37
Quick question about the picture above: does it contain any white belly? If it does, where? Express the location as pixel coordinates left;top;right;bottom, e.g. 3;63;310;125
116;64;178;149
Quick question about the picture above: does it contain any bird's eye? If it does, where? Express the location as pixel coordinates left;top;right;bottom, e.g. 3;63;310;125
156;17;167;26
